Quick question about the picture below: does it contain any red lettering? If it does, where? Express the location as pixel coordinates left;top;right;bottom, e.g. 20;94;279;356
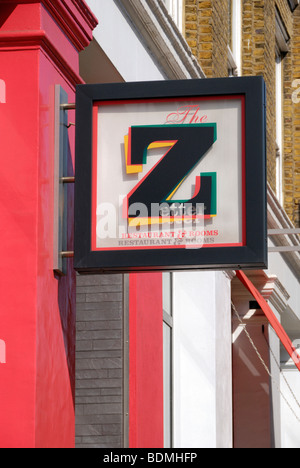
165;105;208;126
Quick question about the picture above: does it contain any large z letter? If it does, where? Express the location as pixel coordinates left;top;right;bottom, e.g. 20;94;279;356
125;124;217;225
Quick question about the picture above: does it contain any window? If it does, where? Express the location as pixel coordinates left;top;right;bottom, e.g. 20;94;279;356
162;0;184;33
163;272;173;448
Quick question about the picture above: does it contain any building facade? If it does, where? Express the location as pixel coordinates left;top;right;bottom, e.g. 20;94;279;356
0;0;299;449
75;0;300;449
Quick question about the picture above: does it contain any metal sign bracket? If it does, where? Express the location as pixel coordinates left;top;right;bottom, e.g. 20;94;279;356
53;86;75;276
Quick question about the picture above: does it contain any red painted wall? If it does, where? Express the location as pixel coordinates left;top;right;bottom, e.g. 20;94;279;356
0;1;96;448
35;53;77;449
129;273;164;448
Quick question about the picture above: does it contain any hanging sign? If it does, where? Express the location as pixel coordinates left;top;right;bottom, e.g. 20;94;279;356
74;77;267;273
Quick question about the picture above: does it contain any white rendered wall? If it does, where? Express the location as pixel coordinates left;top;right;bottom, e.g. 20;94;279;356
85;0;166;82
268;241;300;321
267;242;300;447
173;271;233;448
281;370;300;448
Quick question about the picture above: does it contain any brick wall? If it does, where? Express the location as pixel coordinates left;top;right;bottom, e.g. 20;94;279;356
242;0;299;224
276;0;293;35
284;6;300;226
242;0;277;190
185;0;229;78
185;0;278;188
212;0;230;77
75;274;124;448
293;8;300;227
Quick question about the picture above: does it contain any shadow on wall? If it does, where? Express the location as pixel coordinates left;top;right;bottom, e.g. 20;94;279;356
0;4;17;28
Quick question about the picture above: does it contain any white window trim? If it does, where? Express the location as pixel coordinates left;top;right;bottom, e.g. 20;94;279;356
162;0;184;33
230;0;242;76
116;0;204;79
275;10;290;204
228;46;238;77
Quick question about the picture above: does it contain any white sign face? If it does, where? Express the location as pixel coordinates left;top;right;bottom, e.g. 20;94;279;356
91;96;245;252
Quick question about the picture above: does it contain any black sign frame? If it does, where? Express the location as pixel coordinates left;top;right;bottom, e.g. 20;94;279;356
74;77;267;273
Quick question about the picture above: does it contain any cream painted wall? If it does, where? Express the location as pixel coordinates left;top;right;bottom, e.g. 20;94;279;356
173;271;233;448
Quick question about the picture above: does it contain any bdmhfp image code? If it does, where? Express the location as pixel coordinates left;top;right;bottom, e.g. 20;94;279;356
102;452;198;464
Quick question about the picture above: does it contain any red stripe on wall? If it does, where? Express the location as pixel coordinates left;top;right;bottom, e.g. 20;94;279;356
129;273;164;448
